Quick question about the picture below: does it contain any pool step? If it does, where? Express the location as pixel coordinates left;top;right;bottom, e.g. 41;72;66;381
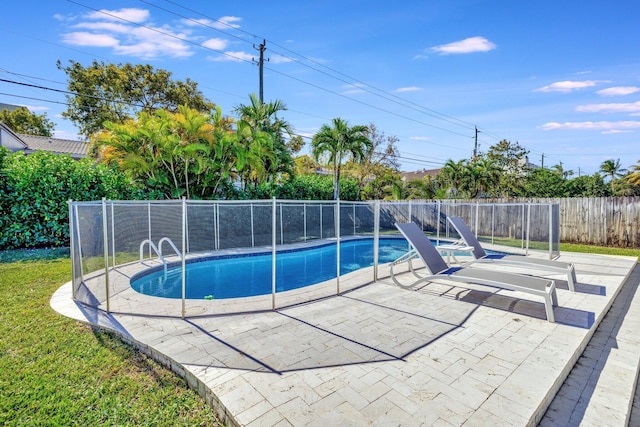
539;263;640;426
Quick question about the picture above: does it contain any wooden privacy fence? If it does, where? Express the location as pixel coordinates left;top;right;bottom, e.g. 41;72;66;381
426;197;640;248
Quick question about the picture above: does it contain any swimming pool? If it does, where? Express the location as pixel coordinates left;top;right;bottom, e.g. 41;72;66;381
131;238;411;300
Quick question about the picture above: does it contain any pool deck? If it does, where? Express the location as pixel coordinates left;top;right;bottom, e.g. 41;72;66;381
51;248;640;426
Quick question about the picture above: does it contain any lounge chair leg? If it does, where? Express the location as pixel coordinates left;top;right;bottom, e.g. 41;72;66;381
568;267;577;292
544;294;556;322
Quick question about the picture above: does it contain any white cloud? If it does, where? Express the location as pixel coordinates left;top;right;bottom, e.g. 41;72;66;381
74;21;133;34
210;51;253;62
53;13;74;22
540;121;640;131
602;129;632;134
597;86;640;97
182;16;241;30
86;8;150;24
535;80;598;93
430;36;496;55
342;84;366;95
396;86;421;92
269;54;294;64
576;101;640;114
409;136;431;141
213;16;242;29
61;32;119;47
60;8;194;59
202;38;228;50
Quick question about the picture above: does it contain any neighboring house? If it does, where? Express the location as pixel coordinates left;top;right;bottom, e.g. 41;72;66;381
0;121;88;159
0;103;20;112
400;168;441;182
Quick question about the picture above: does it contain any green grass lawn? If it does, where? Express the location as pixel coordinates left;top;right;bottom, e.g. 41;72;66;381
1;241;636;426
561;243;640;259
0;250;222;426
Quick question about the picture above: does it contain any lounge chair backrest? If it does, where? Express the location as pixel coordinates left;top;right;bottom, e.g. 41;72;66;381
395;222;449;274
447;216;487;259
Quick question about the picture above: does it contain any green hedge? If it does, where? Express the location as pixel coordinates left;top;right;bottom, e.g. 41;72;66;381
244;174;361;200
0;147;361;250
0;148;146;250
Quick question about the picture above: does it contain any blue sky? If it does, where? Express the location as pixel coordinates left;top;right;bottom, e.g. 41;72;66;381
2;1;640;175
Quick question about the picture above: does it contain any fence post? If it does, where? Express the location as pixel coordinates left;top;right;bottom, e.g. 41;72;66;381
548;203;553;259
272;197;277;310
102;198;110;313
215;203;219;250
304;203;307;242
68;200;76;298
436;201;441;245
353;204;356;236
320;204;323;239
250;203;255;247
110;201;116;268
336;199;341;294
279;203;284;244
374;200;380;282
526;203;531;255
181;197;186;318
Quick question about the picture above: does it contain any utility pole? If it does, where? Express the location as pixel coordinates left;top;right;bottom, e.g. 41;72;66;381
253;39;268;103
541;153;545;169
473;127;480;159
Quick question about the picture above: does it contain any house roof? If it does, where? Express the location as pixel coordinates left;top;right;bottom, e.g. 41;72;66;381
0;121;88;159
18;134;88;159
400;168;441;182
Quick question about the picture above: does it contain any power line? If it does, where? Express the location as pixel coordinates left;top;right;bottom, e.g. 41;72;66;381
64;0;491;146
152;0;477;132
65;0;255;64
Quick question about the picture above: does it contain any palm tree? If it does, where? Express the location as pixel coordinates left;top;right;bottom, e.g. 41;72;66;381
233;94;296;181
600;158;627;194
472;157;501;197
311;118;372;200
551;163;574;180
627;160;640;186
438;159;467;197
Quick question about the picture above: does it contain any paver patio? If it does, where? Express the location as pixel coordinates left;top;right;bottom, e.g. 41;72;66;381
52;250;637;426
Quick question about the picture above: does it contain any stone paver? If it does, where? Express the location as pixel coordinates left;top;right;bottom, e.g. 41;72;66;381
51;250;638;426
540;262;640;427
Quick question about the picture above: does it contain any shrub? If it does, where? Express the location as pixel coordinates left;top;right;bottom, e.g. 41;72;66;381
0;148;147;249
244;174;361;200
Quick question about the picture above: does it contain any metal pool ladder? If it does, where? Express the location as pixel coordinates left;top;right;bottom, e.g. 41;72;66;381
139;237;182;275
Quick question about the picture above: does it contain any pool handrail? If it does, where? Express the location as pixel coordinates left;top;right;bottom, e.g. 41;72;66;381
158;237;182;261
139;239;168;275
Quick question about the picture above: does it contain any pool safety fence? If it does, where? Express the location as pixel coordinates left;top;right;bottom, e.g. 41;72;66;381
68;199;560;318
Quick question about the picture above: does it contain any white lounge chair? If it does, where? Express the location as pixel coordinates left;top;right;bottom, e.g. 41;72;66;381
391;222;558;322
447;216;577;292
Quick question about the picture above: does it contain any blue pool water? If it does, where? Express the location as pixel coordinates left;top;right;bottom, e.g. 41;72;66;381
131;238;411;300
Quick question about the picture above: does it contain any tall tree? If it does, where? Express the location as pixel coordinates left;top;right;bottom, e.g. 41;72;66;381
345;123;400;194
551;163;574;180
311;118;372;200
93;106;238;199
626;160;640;186
470;157;501;197
485;140;530;196
438;159;468;197
0;107;55;136
233;94;296;184
599;158;627;194
58;60;215;138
